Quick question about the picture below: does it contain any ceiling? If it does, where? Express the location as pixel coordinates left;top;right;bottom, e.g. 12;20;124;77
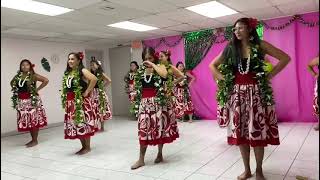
1;0;319;47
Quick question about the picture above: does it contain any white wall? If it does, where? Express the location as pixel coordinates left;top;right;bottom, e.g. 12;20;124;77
1;38;111;134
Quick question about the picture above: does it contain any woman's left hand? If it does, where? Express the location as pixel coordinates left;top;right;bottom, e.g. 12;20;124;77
83;90;90;97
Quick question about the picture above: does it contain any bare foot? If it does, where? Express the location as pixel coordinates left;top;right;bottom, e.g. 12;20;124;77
78;148;91;155
26;141;38;148
131;160;145;170
100;127;105;132
25;140;33;146
256;170;266;180
154;155;163;164
188;120;193;123
75;148;85;154
237;171;252;180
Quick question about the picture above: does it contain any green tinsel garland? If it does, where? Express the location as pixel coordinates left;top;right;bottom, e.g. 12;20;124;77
11;72;38;109
96;73;107;114
217;44;274;107
61;70;84;125
130;65;166;116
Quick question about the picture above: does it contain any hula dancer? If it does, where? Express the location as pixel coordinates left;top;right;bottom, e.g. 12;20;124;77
10;59;49;147
209;18;290;180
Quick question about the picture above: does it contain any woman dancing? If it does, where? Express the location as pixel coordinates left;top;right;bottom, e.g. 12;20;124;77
90;59;112;131
124;61;139;104
131;47;178;170
209;18;290;180
10;59;49;147
61;52;98;155
174;62;195;123
307;56;319;130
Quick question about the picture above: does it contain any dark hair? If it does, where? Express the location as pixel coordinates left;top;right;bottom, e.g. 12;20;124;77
160;50;172;64
142;47;158;64
176;61;184;68
223;17;263;67
90;59;104;75
65;52;85;76
130;61;139;72
19;59;35;74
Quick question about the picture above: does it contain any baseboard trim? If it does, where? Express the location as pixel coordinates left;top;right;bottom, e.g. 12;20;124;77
1;122;64;137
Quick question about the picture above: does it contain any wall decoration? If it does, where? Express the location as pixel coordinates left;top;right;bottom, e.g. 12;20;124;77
41;57;51;72
50;54;60;64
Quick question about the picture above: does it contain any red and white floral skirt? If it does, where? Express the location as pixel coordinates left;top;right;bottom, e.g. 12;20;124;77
64;92;97;139
91;88;112;123
313;81;319;117
138;88;179;146
217;72;280;147
173;86;194;119
16;92;47;132
128;80;136;103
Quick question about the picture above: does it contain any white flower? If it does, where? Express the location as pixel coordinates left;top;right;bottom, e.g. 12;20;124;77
77;99;81;103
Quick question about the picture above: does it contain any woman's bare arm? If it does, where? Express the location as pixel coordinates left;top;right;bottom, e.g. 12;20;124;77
34;73;49;92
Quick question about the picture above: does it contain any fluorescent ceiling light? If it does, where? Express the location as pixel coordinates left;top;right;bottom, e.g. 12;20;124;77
1;0;73;16
186;1;237;18
108;21;158;32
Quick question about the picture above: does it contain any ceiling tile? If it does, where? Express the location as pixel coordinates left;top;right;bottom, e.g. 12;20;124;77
242;7;283;20
42;37;85;43
108;0;179;13
1;33;45;40
214;13;246;26
56;10;121;27
268;0;299;6
1;8;48;27
80;1;150;20
36;0;102;9
148;29;181;36
2;28;62;37
55;34;99;41
162;0;212;8
23;17;93;33
165;23;199;32
157;9;208;23
277;0;318;16
69;30;116;38
218;0;272;11
188;18;226;29
132;15;181;28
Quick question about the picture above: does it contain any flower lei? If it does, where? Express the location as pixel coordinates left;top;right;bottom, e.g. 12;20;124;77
61;70;84;125
11;72;38;109
124;71;134;94
96;72;107;114
160;61;174;97
130;65;165;116
217;44;274;107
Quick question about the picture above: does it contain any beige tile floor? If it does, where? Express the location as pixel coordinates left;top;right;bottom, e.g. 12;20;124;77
1;117;319;180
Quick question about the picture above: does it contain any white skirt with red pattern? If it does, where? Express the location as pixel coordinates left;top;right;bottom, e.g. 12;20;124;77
313;81;319;117
91;88;112;123
138;88;179;146
173;85;194;119
128;80;136;103
64;92;97;139
217;72;280;147
16;92;47;132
